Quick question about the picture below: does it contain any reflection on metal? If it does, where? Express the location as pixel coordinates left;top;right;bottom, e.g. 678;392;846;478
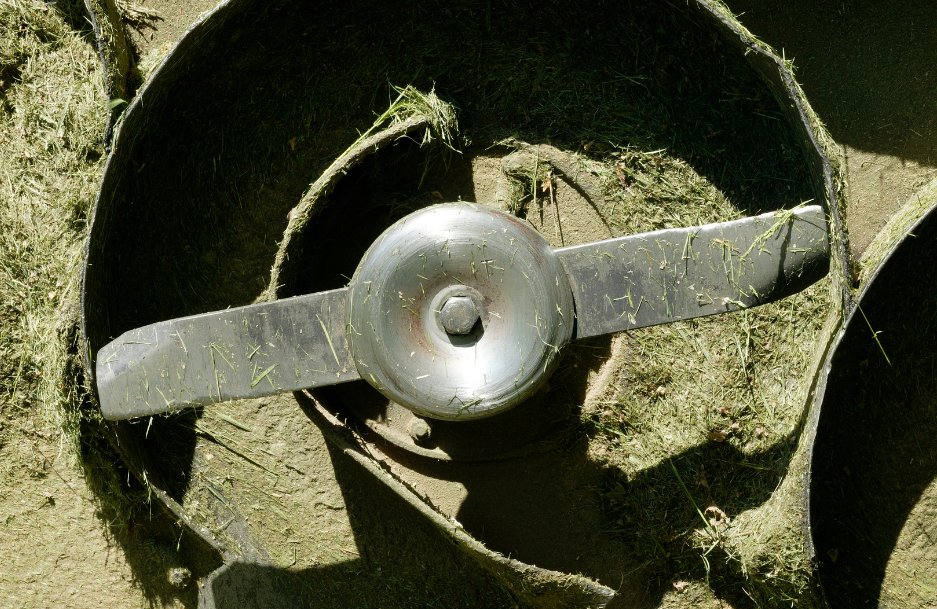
97;203;829;422
347;204;575;420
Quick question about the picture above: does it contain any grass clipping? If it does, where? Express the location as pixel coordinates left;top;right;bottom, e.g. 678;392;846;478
582;244;830;604
583;274;830;604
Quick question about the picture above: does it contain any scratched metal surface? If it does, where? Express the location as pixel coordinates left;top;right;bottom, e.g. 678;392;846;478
96;288;358;420
557;206;829;339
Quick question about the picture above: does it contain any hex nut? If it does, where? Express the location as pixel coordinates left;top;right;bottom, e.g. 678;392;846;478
408;417;432;444
438;296;479;335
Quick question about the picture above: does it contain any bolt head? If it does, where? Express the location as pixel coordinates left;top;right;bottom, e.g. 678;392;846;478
408;417;432;444
439;296;479;335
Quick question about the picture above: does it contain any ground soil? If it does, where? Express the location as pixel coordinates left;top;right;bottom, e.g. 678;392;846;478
0;426;142;609
124;0;218;56
4;1;937;608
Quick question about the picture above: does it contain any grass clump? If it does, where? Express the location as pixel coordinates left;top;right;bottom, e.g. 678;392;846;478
0;0;104;464
486;64;833;604
0;0;154;582
0;6;214;605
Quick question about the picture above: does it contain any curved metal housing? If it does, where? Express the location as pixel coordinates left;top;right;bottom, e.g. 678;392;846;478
804;181;937;607
80;0;849;606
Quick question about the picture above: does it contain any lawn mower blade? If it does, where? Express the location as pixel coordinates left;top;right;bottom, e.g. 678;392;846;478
556;205;828;339
96;288;358;420
96;205;828;421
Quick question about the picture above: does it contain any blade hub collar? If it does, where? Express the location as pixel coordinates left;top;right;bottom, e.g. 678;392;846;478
347;203;575;421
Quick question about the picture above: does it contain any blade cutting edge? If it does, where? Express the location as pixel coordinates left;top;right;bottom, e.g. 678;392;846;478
555;206;829;339
96;288;359;420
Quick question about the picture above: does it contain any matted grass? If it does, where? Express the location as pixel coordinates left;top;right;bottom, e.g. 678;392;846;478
0;0;105;478
493;123;831;605
583;282;830;605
